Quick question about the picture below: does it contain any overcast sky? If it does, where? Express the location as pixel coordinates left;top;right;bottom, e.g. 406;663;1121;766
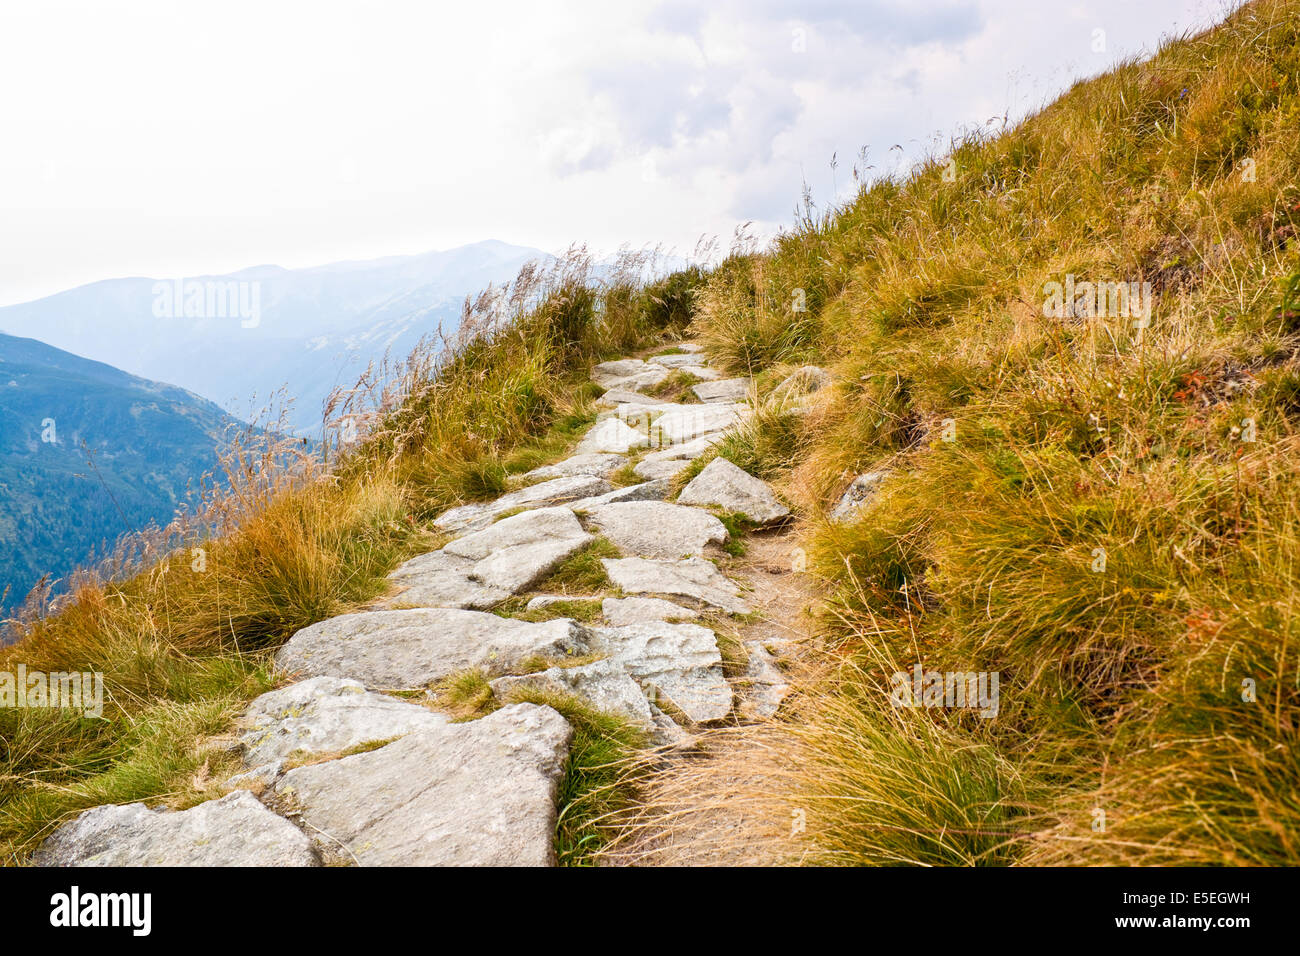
0;0;1235;305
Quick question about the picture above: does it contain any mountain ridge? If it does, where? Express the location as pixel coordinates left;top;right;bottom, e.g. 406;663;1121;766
0;240;550;436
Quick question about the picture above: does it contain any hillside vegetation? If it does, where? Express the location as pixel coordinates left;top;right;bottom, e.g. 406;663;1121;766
3;0;1298;866
690;0;1300;865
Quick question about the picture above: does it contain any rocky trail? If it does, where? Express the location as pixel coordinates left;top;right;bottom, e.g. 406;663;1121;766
36;344;832;867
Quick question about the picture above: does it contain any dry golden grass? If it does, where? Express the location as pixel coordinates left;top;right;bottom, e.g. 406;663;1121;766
690;0;1300;866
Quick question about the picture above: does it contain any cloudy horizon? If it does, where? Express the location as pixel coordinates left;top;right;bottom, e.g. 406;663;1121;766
1;0;1235;307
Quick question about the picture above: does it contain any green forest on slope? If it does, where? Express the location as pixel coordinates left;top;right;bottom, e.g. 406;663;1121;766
0;332;237;619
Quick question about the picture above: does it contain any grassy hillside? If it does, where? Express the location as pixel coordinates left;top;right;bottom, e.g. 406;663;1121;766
690;0;1300;865
0;333;242;617
3;0;1298;867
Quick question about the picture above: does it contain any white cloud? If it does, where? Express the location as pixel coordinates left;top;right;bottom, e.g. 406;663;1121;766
0;0;1232;305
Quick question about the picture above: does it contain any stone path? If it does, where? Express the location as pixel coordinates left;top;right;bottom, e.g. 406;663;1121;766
36;343;806;868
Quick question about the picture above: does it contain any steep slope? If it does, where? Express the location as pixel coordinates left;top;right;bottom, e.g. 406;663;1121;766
688;0;1300;865
0;332;239;613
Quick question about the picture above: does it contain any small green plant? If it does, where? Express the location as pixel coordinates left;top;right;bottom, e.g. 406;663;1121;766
533;537;621;593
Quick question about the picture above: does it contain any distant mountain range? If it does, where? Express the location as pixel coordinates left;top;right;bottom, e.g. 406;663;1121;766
0;240;548;436
0;331;242;615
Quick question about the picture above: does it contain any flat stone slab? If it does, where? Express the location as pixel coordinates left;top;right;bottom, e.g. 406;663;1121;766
588;501;728;559
568;478;671;511
597;388;666;406
649;352;707;368
35;791;317;867
575;417;652;454
633;457;691;481
637;434;723;469
602;557;750;615
592;359;649;387
385;550;512;610
592;359;671;392
602;596;700;626
679;365;721;380
274;703;570;866
389;507;591;607
239;676;447;769
650;403;746;445
442;507;592;593
492;659;655;729
677;457;790;524
523;453;626;481
692;378;750;403
829;471;887;522
275;608;595;689
595;622;733;723
608;369;671;391
434;475;612;534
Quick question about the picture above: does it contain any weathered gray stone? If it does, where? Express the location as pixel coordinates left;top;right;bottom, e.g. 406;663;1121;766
739;642;790;719
829;471;887;522
679;365;722;380
633;457;691;481
595;362;672;391
389;508;591;607
677;457;790;525
591;358;649;386
602;596;700;626
692;377;750;403
595;622;733;723
602;557;750;615
673;342;705;354
651;403;747;445
575;417;652;454
491;659;654;729
385;550;511;610
523;453;626;481
433;475;612;534
597;388;666;406
649;352;706;368
637;433;723;469
443;507;592;593
568;478;671;511
239;676;447;768
588;501;728;559
274;704;570;866
35;791;317;867
275;608;595;689
227;761;283;789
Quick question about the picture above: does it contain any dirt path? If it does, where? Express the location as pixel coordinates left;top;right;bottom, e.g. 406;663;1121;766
599;528;818;866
